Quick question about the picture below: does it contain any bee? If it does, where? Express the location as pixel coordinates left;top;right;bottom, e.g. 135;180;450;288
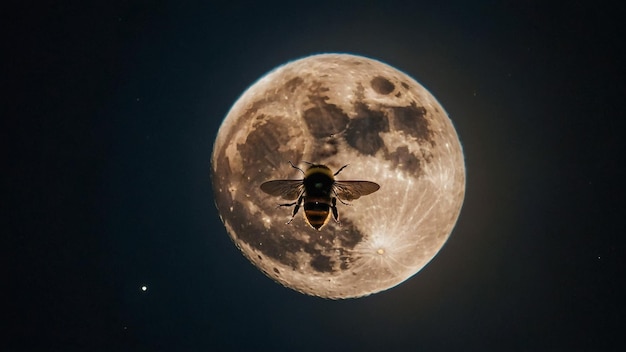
260;161;380;230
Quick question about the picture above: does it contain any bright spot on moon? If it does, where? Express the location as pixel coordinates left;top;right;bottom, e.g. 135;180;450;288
141;285;147;292
211;53;465;299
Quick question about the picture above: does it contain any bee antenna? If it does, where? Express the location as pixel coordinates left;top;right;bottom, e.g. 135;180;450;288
301;160;313;165
288;161;305;175
334;164;349;176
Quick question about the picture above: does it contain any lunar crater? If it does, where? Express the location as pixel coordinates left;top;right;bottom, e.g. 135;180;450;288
370;76;395;95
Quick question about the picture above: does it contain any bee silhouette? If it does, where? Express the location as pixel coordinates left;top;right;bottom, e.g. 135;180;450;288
260;162;380;230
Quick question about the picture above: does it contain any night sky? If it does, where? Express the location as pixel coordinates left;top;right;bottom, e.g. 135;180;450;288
5;1;625;351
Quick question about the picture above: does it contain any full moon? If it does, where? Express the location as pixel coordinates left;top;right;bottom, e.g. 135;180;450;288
211;54;465;299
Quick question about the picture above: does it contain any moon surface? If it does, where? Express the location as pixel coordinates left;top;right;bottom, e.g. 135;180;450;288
211;54;465;299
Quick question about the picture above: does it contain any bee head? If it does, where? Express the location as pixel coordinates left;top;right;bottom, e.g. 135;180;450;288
305;164;334;179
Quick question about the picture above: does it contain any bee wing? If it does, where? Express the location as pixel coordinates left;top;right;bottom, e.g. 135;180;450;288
333;181;380;201
260;179;304;200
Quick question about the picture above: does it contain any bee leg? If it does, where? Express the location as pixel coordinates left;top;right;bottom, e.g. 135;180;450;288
336;197;351;206
277;202;296;224
333;190;352;206
285;195;304;224
331;197;340;224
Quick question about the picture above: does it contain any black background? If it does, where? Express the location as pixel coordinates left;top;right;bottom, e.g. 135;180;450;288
4;1;625;351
